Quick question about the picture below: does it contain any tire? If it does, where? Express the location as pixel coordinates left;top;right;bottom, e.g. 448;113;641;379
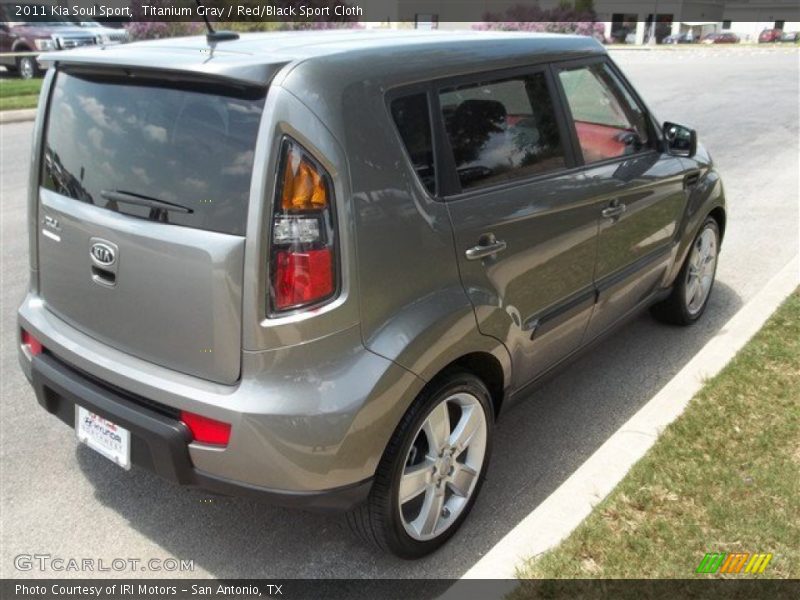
651;217;720;326
347;369;493;559
16;55;40;80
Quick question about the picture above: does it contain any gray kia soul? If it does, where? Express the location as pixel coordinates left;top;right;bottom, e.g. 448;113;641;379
18;30;725;558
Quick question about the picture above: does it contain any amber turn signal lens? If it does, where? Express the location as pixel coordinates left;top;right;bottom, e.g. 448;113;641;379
281;149;328;211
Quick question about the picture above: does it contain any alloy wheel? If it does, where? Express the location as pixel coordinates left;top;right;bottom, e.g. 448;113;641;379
398;392;488;541
685;226;718;315
19;57;35;80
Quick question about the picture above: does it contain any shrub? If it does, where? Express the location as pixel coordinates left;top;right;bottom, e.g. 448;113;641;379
474;2;605;41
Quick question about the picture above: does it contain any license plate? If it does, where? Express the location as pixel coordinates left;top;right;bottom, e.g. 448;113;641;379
75;406;131;470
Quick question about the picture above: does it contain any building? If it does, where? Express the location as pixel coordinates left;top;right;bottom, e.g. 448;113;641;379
374;1;800;42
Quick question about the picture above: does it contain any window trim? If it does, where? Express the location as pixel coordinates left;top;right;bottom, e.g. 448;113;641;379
551;56;661;169
431;63;580;198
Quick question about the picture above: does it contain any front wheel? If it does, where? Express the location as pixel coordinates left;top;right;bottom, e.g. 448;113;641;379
347;370;493;558
16;55;40;80
652;217;720;325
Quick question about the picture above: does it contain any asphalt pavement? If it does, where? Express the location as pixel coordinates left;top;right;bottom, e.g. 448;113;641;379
0;47;798;579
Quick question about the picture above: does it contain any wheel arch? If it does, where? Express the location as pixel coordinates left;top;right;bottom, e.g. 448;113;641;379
445;352;506;418
11;41;33;53
666;168;727;287
708;205;726;243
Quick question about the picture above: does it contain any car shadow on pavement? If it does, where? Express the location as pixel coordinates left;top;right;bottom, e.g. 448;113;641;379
76;281;742;579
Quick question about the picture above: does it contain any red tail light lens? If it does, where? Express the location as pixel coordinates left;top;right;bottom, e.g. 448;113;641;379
21;329;44;356
274;248;334;309
180;411;231;446
269;139;337;313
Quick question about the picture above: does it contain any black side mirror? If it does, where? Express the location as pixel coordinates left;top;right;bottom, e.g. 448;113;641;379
663;122;697;157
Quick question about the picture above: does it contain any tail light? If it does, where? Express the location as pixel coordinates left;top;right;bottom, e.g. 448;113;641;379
21;329;44;357
180;411;231;446
269;138;337;313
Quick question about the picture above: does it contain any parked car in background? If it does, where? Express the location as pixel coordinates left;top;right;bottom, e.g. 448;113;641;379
663;32;696;44
0;17;98;78
19;30;726;558
779;31;799;42
609;26;632;44
701;31;740;44
70;19;129;45
758;28;784;43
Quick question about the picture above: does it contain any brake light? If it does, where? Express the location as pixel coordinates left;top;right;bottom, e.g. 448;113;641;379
270;139;337;313
21;329;44;356
180;411;231;446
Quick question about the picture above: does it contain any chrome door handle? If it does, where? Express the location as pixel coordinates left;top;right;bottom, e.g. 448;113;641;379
465;239;507;261
601;203;627;219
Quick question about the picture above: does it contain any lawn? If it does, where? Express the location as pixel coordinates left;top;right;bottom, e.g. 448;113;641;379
0;78;43;111
517;290;800;580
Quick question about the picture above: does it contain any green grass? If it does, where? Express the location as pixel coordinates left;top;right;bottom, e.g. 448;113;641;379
517;290;800;580
0;77;42;111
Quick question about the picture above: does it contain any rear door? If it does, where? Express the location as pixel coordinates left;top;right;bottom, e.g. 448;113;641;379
439;66;601;389
553;58;689;340
37;68;265;384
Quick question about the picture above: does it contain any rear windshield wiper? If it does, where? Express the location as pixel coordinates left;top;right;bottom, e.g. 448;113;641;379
100;190;193;214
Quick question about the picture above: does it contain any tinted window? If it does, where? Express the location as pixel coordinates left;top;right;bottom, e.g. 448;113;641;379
439;73;565;190
558;63;650;164
391;93;436;194
42;71;265;235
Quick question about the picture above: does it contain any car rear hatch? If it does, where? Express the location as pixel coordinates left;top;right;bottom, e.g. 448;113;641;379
36;67;267;385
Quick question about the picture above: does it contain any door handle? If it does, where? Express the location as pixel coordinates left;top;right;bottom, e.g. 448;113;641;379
465;236;507;261
601;203;627;219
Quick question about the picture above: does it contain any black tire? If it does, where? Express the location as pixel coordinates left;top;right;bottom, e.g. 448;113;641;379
16;55;40;80
651;217;720;326
347;369;493;559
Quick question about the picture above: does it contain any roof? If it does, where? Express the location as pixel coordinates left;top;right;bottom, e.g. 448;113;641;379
39;29;605;86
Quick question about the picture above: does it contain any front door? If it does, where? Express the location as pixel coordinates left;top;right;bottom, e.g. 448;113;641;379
553;59;690;340
440;67;601;389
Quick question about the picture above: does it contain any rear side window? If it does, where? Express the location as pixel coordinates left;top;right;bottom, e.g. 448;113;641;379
558;63;650;164
439;72;566;191
390;94;436;195
41;71;265;235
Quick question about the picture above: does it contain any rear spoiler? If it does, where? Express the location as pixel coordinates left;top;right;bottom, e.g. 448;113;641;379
37;46;288;88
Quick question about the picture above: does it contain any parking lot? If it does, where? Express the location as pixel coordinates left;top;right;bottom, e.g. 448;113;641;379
0;47;798;579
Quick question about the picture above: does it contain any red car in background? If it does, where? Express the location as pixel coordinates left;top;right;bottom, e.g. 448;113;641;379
758;28;784;43
701;31;740;44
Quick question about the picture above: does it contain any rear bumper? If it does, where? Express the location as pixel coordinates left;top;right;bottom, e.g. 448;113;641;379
31;352;371;511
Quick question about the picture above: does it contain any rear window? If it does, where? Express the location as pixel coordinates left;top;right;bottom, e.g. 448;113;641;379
41;70;265;235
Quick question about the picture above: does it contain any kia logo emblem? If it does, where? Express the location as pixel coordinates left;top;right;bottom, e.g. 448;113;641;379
90;242;116;266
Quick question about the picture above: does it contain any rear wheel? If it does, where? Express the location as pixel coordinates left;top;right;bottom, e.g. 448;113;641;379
652;217;719;325
347;370;492;558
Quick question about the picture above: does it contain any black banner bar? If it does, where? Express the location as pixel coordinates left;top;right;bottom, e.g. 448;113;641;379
3;579;800;600
3;0;798;24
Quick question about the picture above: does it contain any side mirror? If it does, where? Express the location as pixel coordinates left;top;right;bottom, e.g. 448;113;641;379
663;122;697;157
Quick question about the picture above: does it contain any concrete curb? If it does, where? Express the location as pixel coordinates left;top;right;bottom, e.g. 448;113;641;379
449;255;799;584
0;109;37;124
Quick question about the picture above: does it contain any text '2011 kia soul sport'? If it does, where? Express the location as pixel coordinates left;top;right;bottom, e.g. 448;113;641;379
18;30;725;558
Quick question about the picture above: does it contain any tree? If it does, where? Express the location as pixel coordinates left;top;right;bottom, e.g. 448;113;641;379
474;1;604;41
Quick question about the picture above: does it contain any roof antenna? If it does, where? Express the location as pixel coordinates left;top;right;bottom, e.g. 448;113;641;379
194;0;239;43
